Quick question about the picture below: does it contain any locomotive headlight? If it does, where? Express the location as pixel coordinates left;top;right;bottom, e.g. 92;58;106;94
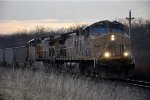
123;52;129;57
104;52;110;58
111;35;115;41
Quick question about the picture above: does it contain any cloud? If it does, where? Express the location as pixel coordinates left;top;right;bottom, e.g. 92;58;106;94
1;0;149;21
0;19;58;23
0;19;89;34
0;0;149;34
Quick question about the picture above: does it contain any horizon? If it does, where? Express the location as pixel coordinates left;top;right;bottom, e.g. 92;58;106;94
0;0;149;34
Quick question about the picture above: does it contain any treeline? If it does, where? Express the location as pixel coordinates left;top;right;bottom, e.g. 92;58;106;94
0;19;149;50
0;25;83;48
116;18;150;51
131;19;150;51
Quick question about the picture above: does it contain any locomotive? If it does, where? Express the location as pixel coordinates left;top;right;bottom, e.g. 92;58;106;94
0;20;135;78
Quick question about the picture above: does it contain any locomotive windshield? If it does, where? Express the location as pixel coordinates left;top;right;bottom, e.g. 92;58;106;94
112;21;124;33
89;21;124;36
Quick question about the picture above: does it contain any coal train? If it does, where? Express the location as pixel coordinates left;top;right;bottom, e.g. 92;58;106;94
0;20;135;78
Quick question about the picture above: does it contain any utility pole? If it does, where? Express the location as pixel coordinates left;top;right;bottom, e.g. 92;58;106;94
126;10;134;42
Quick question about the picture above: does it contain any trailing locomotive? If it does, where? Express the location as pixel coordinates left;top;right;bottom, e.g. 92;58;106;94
0;20;135;78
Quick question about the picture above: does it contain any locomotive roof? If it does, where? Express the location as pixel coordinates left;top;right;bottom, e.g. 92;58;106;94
27;20;125;44
82;20;124;30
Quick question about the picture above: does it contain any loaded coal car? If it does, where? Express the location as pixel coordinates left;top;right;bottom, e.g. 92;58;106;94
0;46;28;67
0;49;4;65
13;46;28;67
46;20;135;78
4;48;14;66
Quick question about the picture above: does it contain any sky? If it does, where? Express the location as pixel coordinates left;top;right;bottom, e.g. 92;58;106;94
0;0;150;34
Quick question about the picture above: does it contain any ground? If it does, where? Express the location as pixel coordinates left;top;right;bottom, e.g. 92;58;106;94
0;67;149;100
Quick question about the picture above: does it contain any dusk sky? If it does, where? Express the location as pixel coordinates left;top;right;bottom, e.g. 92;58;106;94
0;0;149;34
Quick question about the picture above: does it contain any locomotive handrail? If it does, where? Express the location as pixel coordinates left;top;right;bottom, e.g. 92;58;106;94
50;49;58;63
94;47;107;68
124;45;133;57
124;46;135;64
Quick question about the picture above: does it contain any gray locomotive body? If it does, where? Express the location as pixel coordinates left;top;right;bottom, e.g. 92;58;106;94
0;20;135;78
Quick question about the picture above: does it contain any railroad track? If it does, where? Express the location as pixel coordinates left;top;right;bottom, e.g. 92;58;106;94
88;75;150;89
78;73;150;89
104;78;150;89
120;79;150;89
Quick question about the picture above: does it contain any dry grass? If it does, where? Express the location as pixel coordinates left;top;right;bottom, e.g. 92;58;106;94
0;67;149;100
